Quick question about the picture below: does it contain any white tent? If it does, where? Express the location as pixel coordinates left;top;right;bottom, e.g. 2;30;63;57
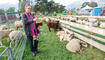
81;5;93;10
78;6;93;15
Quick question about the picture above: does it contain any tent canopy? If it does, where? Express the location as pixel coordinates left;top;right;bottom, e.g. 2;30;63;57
81;5;93;10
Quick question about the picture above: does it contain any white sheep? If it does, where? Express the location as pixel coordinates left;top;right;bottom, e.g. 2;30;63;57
45;18;50;22
66;39;88;53
0;24;9;30
89;22;98;27
70;18;76;22
100;22;105;28
66;39;81;53
57;31;74;42
0;30;13;46
56;31;65;36
14;20;23;30
9;31;24;43
88;18;97;22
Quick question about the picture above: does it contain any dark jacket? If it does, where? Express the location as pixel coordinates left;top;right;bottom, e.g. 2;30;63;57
22;13;38;36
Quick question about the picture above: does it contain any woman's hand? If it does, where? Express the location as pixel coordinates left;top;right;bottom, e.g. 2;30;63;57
33;35;36;40
33;16;38;21
33;35;38;40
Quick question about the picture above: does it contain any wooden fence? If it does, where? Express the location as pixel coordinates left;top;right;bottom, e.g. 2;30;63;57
60;20;105;52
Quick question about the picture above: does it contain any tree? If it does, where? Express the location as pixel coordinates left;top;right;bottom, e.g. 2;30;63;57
33;0;65;14
0;9;5;13
89;2;98;8
6;7;15;12
21;1;27;13
81;2;89;8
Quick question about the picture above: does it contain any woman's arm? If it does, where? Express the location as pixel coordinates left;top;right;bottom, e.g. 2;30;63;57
22;14;34;25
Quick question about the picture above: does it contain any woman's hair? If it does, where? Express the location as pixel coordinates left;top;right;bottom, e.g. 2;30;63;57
25;3;31;8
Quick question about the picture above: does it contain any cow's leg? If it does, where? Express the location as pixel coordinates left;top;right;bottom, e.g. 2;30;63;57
54;28;57;32
54;29;56;32
48;27;51;32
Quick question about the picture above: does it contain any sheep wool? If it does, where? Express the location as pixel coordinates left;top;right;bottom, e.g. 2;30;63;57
9;31;24;43
0;30;13;45
14;20;23;30
0;25;9;30
66;39;81;52
100;23;105;28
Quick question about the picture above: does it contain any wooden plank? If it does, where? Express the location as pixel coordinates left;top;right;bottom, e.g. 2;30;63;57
63;27;105;52
60;20;105;36
61;23;105;43
75;16;105;20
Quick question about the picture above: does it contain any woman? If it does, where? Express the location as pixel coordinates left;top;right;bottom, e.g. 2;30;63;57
22;4;40;56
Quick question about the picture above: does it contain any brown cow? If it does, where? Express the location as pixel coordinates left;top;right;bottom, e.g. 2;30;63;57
47;21;62;32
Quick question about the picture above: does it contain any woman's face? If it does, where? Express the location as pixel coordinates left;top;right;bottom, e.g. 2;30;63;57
25;6;31;13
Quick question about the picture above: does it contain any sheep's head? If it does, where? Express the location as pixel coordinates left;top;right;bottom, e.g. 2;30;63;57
80;41;88;47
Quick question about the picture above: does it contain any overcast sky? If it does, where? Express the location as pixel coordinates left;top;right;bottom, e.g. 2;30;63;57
0;0;19;5
0;0;104;9
0;0;89;7
48;0;91;6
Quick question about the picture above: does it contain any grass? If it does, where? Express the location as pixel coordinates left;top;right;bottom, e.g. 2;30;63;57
22;23;105;60
0;20;105;60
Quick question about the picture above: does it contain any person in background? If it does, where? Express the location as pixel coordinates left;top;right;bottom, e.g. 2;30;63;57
22;3;40;56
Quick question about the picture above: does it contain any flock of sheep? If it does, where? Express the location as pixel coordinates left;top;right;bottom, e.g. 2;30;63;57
39;16;88;53
56;30;88;53
0;20;24;46
1;15;104;53
57;15;105;28
39;15;105;29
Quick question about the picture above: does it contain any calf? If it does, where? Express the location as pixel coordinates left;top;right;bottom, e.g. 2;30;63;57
47;21;62;32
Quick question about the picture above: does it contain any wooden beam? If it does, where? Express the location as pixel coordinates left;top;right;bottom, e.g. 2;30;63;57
61;23;105;43
60;20;105;36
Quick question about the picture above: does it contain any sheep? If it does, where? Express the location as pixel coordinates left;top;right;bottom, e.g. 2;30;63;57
0;30;13;46
9;31;24;43
88;18;97;22
56;31;65;36
62;34;74;42
77;20;83;24
56;31;66;41
14;20;23;30
57;31;74;42
66;39;88;53
80;41;88;48
100;22;105;28
0;24;9;30
70;18;76;22
45;18;50;22
65;32;74;41
66;39;81;53
89;22;98;27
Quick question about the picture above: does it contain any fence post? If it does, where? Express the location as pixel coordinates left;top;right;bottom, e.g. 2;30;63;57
8;47;14;60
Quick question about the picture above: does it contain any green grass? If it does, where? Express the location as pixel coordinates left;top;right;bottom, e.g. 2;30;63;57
22;23;105;60
100;20;105;22
0;20;105;60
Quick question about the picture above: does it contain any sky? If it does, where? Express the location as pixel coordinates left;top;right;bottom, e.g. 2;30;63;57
0;0;86;9
0;0;19;10
0;0;19;5
48;0;91;6
48;0;78;6
0;0;104;10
